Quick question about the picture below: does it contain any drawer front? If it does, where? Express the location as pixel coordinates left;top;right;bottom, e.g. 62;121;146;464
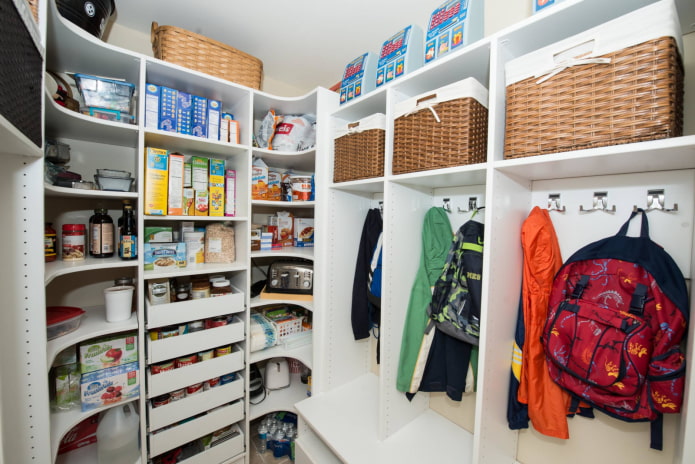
147;288;245;329
179;424;244;464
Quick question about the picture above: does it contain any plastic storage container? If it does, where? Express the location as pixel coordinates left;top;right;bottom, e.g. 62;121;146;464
46;306;85;340
96;402;140;464
73;73;135;113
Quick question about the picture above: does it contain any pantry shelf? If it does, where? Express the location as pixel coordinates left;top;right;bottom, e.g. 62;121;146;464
49;396;139;463
249;338;313;367
0;113;42;158
252;147;315;172
144;130;249;157
250;248;314;260
251;200;316;209
45;257;138;286
55;443;142;464
250;295;314;312
249;373;309;422
143;262;247;280
46;306;138;370
44;183;138;199
143;215;248;222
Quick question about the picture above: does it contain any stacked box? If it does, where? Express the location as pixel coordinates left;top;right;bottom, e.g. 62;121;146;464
167;152;185;215
80;362;139;411
209;158;225;217
78;333;138;374
191;96;208;138
191;156;209;216
158;86;177;132
144;83;161;129
207;99;221;141
145;147;169;215
176;91;192;135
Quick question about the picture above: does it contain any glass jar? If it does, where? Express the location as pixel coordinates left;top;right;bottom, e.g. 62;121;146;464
62;224;86;261
175;283;190;302
45;223;57;262
190;280;210;299
90;208;114;258
211;279;232;297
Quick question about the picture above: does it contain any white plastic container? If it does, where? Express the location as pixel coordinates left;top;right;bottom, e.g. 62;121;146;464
97;402;140;464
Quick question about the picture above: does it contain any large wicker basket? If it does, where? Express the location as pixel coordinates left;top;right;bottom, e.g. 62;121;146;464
393;78;488;175
334;114;386;183
151;22;263;90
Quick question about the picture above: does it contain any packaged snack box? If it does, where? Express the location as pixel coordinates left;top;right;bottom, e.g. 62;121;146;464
79;332;138;374
80;362;139;411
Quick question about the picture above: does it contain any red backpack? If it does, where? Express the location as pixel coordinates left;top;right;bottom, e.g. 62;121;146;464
543;209;688;450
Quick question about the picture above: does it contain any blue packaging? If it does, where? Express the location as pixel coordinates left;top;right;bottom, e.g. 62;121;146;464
144;83;160;130
533;0;566;13
158;86;178;132
376;25;423;88
339;52;377;105
425;0;483;64
191;95;208;138
176;91;192;135
207;99;221;141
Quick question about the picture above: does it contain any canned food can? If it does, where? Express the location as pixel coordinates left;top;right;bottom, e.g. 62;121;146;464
152;394;171;408
175;354;198;368
186;382;203;396
215;345;232;357
198;349;214;362
160;326;179;339
169;388;185;401
205;317;228;329
188;320;205;333
151;360;174;375
204;377;221;390
291;176;312;201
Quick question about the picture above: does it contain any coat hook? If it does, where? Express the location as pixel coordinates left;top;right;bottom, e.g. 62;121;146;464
580;191;616;213
633;189;678;213
547;193;566;212
457;196;479;213
442;198;452;213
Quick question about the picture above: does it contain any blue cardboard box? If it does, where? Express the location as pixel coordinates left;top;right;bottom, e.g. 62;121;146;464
158;86;178;132
191;95;208;138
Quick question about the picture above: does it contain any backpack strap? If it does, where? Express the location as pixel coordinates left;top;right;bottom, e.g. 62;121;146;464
571;275;590;299
629;283;648;316
616;208;649;238
650;413;663;450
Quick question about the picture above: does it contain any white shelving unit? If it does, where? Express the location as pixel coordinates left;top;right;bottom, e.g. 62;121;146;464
299;1;695;464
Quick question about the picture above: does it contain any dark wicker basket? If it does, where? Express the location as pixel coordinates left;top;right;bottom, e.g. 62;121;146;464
334;124;385;183
393;96;488;175
504;36;683;159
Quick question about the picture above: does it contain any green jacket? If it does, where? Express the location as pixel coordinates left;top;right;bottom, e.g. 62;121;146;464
396;207;453;392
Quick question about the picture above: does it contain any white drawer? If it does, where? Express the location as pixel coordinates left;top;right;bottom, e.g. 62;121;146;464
146;288;245;329
179;424;245;464
148;400;244;457
148;345;244;397
148;316;244;363
149;374;245;431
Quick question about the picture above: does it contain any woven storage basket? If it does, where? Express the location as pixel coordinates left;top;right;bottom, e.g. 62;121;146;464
393;78;488;175
504;2;683;159
151;21;263;90
334;113;386;183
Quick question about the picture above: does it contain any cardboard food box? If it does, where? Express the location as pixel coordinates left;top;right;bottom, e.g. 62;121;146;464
158;86;177;132
144;83;160;130
252;158;268;200
225;169;236;217
183;187;195;215
209;158;225;217
191;156;209;216
294;218;315;247
277;211;294;247
267;170;282;201
207;99;221;141
79;332;138;374
145;147;169;216
167;152;185;215
191;95;208;138
176;91;192;135
144;226;173;243
80;362;139;411
58;416;98;455
143;242;187;270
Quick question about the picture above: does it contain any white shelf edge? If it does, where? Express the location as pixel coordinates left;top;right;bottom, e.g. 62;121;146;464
249;338;313;368
143;215;248;222
251;200;315;208
0;113;42;158
143;262;247;280
44;183;138;199
250;296;314;312
249;373;309;422
45;257;139;286
250;248;314;260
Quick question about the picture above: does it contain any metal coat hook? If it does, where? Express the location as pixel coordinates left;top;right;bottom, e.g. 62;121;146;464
580;191;616;213
547;193;566;212
457;196;480;213
633;189;678;213
442;198;452;213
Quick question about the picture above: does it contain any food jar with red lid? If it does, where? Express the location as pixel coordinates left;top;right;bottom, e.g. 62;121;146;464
62;224;86;261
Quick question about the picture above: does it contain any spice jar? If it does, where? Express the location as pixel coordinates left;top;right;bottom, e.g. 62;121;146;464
62;224;86;261
175;283;190;302
45;223;57;262
211;279;232;297
190;280;211;299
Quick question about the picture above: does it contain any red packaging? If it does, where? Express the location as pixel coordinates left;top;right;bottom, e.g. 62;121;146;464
214;345;232;357
150;360;174;375
186;382;203;396
170;388;185;401
205;317;228;329
205;376;221;390
175;354;198;368
58;416;98;455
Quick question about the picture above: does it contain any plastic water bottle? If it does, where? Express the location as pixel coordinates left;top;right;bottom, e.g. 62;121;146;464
96;403;140;464
258;424;268;453
273;429;287;458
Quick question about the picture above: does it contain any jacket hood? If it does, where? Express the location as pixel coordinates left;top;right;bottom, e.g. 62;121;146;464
422;207;453;285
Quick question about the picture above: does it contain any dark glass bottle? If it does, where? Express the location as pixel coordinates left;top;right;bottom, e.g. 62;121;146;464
118;201;137;260
90;208;114;258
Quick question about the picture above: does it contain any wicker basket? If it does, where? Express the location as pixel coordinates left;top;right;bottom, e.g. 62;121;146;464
151;21;263;90
334;114;386;183
393;78;488;175
504;37;683;159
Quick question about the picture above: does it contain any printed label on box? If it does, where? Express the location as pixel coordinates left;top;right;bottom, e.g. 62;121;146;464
176;91;192;135
145;147;169;215
191;95;208;138
207;99;221;141
209;158;225;217
376;26;422;87
225;169;236;217
80;362;139;411
158;86;178;132
167;153;184;215
145;83;160;130
79;333;138;374
143;242;187;270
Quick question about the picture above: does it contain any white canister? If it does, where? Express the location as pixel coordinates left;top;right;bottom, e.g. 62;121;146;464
103;285;134;322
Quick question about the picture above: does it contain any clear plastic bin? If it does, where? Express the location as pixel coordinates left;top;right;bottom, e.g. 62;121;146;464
74;74;135;113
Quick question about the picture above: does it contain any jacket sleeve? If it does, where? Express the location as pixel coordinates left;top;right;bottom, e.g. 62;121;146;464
507;297;529;430
351;209;382;340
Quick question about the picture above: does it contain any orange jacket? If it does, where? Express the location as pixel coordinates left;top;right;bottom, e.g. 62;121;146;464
517;207;571;439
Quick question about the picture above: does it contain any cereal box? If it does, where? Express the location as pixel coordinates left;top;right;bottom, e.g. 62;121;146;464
183;187;195;215
191;95;208;138
144;83;160;130
143;242;187;270
339;52;377;105
425;0;483;64
167;152;185;215
145;147;169;216
80;362;139;411
294;218;315;247
209;158;225;217
267;170;282;201
225;169;236;217
78;332;138;374
533;0;565;13
158;86;177;132
376;26;423;88
195;190;209;216
207;99;221;141
176;91;192;135
252;158;268;200
191;156;209;216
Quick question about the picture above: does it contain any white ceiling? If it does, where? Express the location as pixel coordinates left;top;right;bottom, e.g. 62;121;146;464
109;0;447;94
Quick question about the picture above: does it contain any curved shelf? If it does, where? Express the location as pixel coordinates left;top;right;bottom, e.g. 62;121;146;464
248;373;310;422
50;397;139;464
252;147;316;172
44;94;139;147
47;306;138;370
143;215;248;222
250;295;314;312
144;130;249;157
45;257;139;286
249;337;312;368
0;113;42;158
250;248;314;260
45;183;138;199
55;442;142;464
143;262;247;280
252;200;315;209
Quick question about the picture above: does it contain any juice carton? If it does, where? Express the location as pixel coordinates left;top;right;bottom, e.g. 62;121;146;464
209;158;225;217
144;83;160;129
167;152;185;215
145;147;169;215
158;86;177;132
